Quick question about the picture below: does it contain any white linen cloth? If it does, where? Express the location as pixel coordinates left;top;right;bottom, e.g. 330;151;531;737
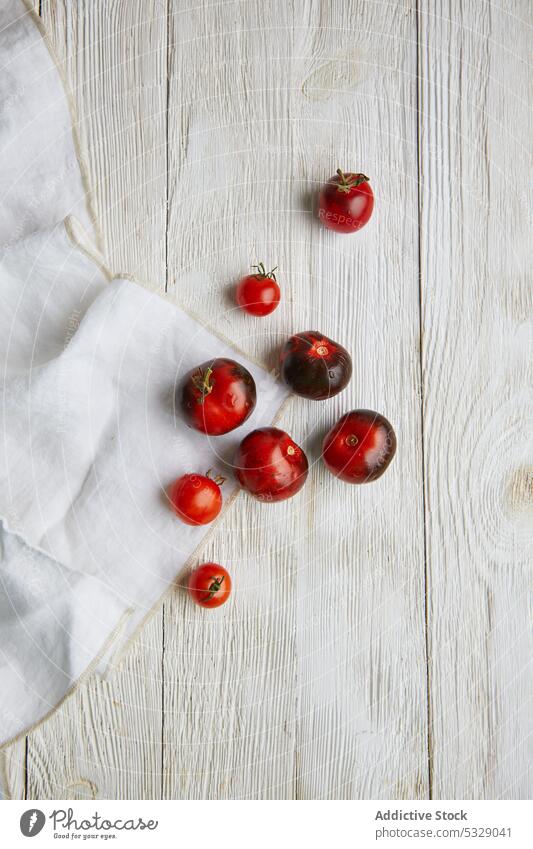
0;0;287;750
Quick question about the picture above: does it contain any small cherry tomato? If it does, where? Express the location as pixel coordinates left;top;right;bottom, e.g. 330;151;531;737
280;330;352;400
188;563;232;608
236;262;280;317
318;169;374;234
168;471;225;526
322;409;396;483
180;357;256;436
234;427;308;502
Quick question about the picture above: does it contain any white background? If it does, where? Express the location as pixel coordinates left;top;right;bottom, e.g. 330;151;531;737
2;800;533;848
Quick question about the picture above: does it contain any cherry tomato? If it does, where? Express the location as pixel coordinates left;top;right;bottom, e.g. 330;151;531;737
280;330;352;400
234;427;308;502
236;262;280;317
322;409;396;483
318;169;374;233
168;472;225;526
188;563;232;608
181;357;256;436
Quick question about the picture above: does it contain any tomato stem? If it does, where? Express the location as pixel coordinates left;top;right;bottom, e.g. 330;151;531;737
252;262;278;281
206;468;227;486
201;574;225;602
335;169;369;193
191;366;214;404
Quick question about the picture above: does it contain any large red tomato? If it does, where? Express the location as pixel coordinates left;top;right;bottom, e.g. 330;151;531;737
318;169;374;233
280;331;352;400
180;358;256;435
188;563;232;608
234;427;308;502
322;409;396;483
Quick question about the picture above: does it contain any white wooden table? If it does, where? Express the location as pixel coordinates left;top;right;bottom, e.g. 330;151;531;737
2;0;531;800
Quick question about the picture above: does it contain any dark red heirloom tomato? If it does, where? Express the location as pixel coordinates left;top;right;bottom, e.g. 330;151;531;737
168;472;225;526
188;563;232;609
234;427;308;502
318;169;374;234
181;357;256;435
280;331;352;400
322;409;396;484
236;262;280;317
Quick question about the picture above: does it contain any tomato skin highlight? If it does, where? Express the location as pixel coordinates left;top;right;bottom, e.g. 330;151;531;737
322;409;396;484
188;563;232;608
318;170;374;234
234;427;309;502
236;274;280;317
280;330;352;400
168;474;222;526
180;357;257;436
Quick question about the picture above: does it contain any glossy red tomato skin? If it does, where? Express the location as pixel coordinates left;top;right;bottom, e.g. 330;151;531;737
168;474;222;526
322;409;396;484
318;171;374;234
188;563;232;609
181;357;256;436
280;331;352;400
236;274;281;317
234;427;308;502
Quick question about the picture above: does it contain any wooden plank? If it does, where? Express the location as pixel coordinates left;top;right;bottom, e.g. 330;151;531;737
163;0;300;799
290;0;427;800
20;0;168;799
163;0;428;798
419;1;533;798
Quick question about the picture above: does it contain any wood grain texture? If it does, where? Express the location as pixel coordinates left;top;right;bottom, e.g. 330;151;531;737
162;0;427;799
419;0;533;799
2;0;530;800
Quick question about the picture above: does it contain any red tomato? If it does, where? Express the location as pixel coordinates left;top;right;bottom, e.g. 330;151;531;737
236;263;280;317
188;563;232;608
234;427;308;502
318;169;374;233
168;472;224;525
280;330;352;400
181;357;256;435
322;409;396;483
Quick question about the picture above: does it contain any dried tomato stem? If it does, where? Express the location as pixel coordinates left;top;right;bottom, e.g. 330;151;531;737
252;262;278;281
206;468;227;486
201;574;225;602
191;366;213;403
335;169;369;193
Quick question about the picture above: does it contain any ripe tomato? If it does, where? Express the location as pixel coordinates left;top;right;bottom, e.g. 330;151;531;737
280;330;352;400
188;563;232;608
168;472;224;526
322;409;396;483
236;263;280;317
318;169;374;233
181;357;256;435
234;427;308;502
